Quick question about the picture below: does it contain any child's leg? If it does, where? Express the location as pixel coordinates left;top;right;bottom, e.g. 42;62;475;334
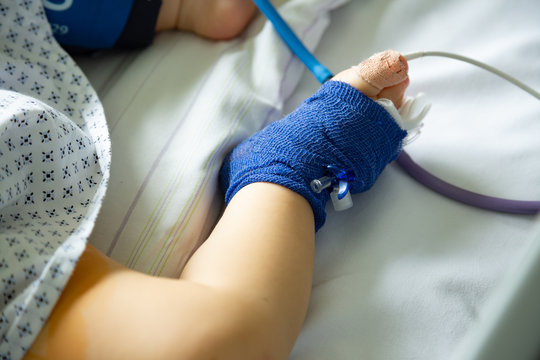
155;0;258;40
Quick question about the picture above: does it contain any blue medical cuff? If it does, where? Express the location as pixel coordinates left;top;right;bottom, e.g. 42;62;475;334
44;0;135;49
220;81;407;231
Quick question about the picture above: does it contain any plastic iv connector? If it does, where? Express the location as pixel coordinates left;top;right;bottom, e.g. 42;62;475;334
310;165;356;211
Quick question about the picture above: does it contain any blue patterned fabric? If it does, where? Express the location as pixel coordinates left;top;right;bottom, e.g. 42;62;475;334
220;80;407;231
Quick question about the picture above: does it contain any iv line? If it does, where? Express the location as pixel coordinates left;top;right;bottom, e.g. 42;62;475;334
251;0;333;83
403;51;540;100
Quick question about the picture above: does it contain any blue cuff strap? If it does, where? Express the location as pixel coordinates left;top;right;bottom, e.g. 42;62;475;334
44;0;135;49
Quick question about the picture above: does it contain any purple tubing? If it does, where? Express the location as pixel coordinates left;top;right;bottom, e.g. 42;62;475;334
396;151;540;215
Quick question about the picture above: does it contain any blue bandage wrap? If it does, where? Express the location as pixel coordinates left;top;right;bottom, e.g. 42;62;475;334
220;81;407;231
43;0;134;49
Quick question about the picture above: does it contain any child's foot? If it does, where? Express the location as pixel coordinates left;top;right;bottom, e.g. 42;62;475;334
156;0;258;40
331;50;409;108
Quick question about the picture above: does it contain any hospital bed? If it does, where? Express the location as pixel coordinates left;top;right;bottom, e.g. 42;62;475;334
75;0;540;358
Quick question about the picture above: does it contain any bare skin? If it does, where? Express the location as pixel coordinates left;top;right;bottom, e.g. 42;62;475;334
26;184;315;360
332;50;409;108
25;52;409;359
155;0;258;40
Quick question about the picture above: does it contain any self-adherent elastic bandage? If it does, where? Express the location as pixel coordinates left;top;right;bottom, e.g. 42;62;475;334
220;81;407;231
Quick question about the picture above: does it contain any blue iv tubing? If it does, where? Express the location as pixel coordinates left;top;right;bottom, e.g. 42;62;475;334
252;0;334;84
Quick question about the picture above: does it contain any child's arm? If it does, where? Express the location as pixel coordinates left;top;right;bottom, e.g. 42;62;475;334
26;51;409;360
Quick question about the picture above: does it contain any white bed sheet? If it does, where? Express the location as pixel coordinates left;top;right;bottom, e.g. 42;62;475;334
76;0;540;358
287;0;540;359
